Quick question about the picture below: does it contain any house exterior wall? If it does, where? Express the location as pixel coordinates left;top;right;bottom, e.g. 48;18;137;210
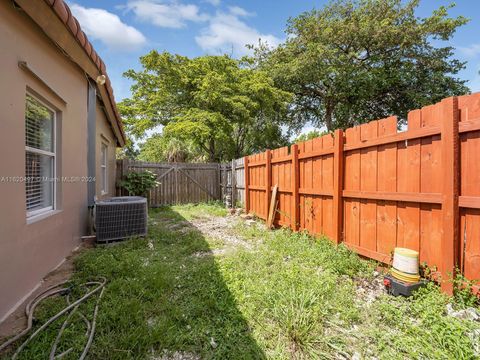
0;2;117;321
95;104;117;199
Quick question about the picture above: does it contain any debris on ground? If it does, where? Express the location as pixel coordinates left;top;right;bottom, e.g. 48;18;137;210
189;215;252;250
354;272;386;306
245;219;256;226
209;337;218;349
153;350;200;360
239;213;254;220
446;303;480;321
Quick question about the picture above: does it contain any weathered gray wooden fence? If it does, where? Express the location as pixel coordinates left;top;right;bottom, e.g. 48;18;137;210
117;159;245;207
219;158;245;207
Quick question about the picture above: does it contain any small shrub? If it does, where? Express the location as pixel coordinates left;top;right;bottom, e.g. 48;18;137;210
120;170;159;196
453;272;480;308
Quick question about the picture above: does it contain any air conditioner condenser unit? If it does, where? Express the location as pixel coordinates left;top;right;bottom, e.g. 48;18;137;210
95;196;148;242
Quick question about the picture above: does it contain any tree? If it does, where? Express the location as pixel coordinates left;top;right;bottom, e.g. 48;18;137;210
293;129;328;143
254;0;469;130
138;134;204;163
119;52;293;162
116;135;139;160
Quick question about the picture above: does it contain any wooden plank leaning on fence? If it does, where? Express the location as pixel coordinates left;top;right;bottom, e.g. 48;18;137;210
267;184;278;229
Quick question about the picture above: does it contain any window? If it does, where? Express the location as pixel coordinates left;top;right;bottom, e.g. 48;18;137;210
101;143;107;194
25;94;55;217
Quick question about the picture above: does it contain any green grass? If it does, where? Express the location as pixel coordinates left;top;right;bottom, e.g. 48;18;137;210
1;203;479;359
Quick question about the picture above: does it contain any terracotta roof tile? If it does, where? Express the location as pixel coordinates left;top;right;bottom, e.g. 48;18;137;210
90;49;98;65
100;59;106;74
42;0;126;144
76;30;86;47
53;1;68;24
84;40;92;57
67;17;78;36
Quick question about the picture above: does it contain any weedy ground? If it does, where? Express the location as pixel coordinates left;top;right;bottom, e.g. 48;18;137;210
1;203;479;359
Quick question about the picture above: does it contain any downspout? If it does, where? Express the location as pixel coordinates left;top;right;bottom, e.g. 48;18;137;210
87;80;96;234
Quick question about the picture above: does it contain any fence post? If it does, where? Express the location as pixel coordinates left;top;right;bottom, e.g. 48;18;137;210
441;96;460;294
333;129;344;244
265;150;272;219
231;159;236;207
217;163;222;201
220;163;225;202
291;144;300;231
174;164;179;204
244;156;250;214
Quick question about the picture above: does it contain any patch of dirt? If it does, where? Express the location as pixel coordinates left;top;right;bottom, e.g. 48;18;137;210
189;215;253;251
0;246;83;339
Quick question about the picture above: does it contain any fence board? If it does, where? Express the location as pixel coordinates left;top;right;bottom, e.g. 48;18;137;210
458;94;480;281
118;161;220;206
244;93;480;290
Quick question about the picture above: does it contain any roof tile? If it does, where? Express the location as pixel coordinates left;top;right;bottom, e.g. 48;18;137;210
76;30;86;47
100;59;106;74
66;8;78;35
91;49;98;65
42;0;125;143
84;41;92;57
52;0;68;24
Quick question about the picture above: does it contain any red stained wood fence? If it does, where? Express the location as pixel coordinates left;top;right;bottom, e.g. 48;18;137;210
244;93;480;291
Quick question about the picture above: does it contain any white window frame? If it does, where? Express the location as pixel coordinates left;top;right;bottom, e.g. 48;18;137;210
101;142;108;195
25;94;56;218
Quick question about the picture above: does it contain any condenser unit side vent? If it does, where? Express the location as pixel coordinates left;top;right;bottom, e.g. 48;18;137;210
95;196;147;242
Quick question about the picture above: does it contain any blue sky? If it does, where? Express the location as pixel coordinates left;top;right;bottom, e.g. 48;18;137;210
68;0;480;116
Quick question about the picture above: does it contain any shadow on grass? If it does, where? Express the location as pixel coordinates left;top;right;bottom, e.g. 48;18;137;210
8;205;265;359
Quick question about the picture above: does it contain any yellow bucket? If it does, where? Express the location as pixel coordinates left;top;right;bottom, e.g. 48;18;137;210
391;248;420;283
391;268;421;283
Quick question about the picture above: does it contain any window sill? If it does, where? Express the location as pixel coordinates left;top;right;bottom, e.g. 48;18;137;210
27;209;62;225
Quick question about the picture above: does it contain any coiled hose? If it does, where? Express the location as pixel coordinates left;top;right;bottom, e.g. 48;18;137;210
0;277;106;359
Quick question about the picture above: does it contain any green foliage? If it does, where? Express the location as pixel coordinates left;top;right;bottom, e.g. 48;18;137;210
4;204;479;359
293;129;328;143
138;134;204;163
365;282;480;359
119;53;293;162
453;272;480;308
119;170;159;196
116;135;139;160
255;0;469;130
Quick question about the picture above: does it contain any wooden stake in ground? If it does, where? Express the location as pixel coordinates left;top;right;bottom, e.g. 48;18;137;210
267;184;278;229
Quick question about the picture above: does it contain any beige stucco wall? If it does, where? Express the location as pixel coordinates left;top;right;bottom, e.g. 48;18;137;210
95;104;117;200
0;2;117;321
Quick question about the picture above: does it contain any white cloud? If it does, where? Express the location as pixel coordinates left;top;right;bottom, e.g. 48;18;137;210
70;4;146;51
125;0;209;29
458;44;480;58
204;0;220;6
195;7;282;56
228;6;254;17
